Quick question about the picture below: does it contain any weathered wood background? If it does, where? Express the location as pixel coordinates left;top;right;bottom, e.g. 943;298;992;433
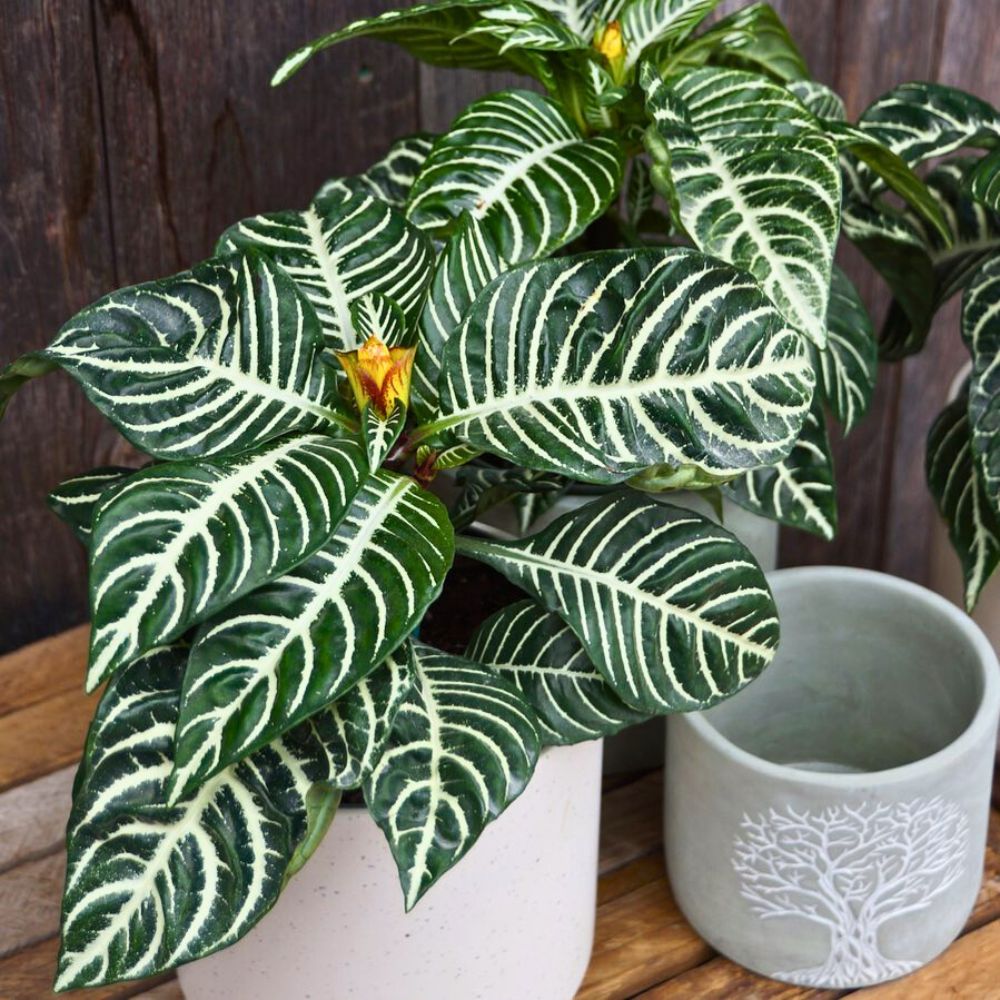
1;0;998;652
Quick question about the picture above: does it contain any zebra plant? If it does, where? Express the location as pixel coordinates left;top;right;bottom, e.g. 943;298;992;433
2;0;998;991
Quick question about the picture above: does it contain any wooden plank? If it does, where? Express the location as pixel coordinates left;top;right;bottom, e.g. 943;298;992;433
598;855;665;907
637;959;835;999
0;1;121;654
0;626;88;718
576;878;711;1000
856;920;1000;998
0;766;74;873
0;689;96;793
0;852;65;958
598;771;663;875
0;936;172;1000
419;66;536;133
92;0;419;288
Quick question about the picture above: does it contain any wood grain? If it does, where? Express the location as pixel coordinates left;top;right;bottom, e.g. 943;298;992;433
0;626;88;718
0;766;74;873
598;771;664;875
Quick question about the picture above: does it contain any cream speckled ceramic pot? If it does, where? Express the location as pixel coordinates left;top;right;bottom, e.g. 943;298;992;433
178;738;602;1000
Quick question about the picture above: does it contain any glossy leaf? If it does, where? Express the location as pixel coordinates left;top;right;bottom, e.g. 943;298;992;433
431;248;814;483
467;599;646;744
47;467;134;544
457;490;780;712
218;192;433;353
169;471;454;801
858;82;1000;169
364;642;540;910
316;134;435;209
41;252;349;459
788;80;845;121
644;67;841;346
962;256;1000;511
619;0;721;72
927;387;1000;611
290;647;414;790
272;1;534;85
411;89;624;411
449;464;567;530
56;645;338;990
85;435;367;691
813;266;877;432
724;398;836;540
0;352;56;421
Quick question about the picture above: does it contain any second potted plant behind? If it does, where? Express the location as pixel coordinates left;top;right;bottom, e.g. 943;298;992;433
1;1;998;997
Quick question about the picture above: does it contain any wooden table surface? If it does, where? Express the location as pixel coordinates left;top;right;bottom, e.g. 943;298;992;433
2;627;998;1000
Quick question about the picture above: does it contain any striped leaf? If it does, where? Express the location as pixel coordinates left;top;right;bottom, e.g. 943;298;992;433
456;490;780;712
467;599;646;744
364;642;541;910
849;159;1000;359
657;2;809;83
458;3;587;53
411;89;624;411
528;0;618;38
291;647;414;790
41;252;349;460
927;387;1000;611
85;435;367;692
813;266;877;432
430;248;815;483
57;645;339;990
168;471;454;801
724;397;836;540
48;467;134;544
788;80;845;121
449;464;567;530
272;2;536;85
967;148;1000;213
643;66;842;347
619;0;720;71
962;256;1000;511
218;192;433;353
363;402;405;470
858;82;1000;170
316;134;435;209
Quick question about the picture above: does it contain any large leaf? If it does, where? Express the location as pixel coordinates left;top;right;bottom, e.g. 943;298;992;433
962;256;1000;510
619;0;721;72
411;89;624;411
364;642;540;910
813;266;877;432
528;0;618;39
56;645;339;990
643;67;842;346
218;192;433;353
723;397;836;540
48;467;134;544
457;490;780;712
927;387;1000;611
168;471;454;801
467;598;646;744
272;2;535;85
85;435;367;692
428;248;814;483
0;352;57;421
858;82;1000;170
316;134;435;209
41;252;349;459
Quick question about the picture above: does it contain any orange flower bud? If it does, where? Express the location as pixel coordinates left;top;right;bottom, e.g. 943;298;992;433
336;335;416;419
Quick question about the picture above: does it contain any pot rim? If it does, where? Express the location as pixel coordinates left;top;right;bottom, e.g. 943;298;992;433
676;565;1000;787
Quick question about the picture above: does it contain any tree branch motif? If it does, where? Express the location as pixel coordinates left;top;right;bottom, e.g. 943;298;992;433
732;797;968;988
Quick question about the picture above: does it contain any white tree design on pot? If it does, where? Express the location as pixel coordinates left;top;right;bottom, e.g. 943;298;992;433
732;798;968;987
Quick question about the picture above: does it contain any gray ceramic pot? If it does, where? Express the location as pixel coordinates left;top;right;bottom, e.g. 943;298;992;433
665;567;1000;989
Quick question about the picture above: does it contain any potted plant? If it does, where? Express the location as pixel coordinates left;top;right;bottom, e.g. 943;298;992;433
1;1;998;997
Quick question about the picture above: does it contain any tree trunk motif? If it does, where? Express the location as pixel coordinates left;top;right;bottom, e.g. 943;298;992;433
732;797;968;987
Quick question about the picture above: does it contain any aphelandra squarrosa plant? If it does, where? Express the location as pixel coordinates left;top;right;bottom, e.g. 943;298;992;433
1;0;998;991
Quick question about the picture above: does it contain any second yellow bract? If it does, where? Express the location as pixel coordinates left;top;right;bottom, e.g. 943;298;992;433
337;335;416;419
